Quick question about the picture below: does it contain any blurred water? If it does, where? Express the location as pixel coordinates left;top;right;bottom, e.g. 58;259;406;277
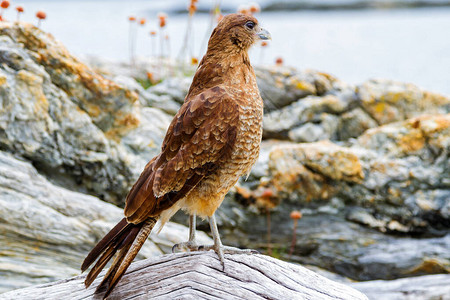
9;1;450;96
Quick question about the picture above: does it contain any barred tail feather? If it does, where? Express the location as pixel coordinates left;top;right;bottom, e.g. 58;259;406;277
81;217;158;298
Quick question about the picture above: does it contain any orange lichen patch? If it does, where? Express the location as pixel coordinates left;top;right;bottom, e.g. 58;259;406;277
405;258;450;276
294;79;315;93
0;22;142;139
414;114;450;135
299;141;365;183
421;91;450;109
268;145;336;202
105;112;140;141
398;129;425;153
0;74;6;85
16;70;49;113
317;71;338;83
85;103;101;118
374;102;385;113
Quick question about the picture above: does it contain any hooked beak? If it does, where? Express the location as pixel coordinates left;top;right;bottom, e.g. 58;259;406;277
257;28;271;40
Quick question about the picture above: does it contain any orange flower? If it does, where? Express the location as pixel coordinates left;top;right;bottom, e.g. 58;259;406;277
275;57;283;66
36;11;46;20
150;30;157;36
237;4;250;15
128;16;136;22
261;41;268;47
139;18;146;25
290;211;302;220
157;12;167;28
16;5;24;13
249;2;261;14
1;0;10;9
188;4;197;15
191;57;198;65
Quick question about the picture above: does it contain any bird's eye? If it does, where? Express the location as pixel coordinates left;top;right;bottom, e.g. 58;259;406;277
245;21;255;30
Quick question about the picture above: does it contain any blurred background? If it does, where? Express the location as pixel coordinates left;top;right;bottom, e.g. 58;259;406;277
13;0;450;96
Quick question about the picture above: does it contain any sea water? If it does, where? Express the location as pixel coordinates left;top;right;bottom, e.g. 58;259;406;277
9;0;450;96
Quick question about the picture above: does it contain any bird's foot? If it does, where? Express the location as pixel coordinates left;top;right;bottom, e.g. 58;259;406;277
198;244;259;269
172;241;199;253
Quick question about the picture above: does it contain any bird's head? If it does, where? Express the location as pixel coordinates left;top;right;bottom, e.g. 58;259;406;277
207;13;271;54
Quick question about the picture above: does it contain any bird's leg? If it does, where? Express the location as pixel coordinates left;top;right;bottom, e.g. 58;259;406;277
199;213;258;268
172;214;199;252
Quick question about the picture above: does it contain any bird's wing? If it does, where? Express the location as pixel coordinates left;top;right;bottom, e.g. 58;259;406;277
124;86;239;223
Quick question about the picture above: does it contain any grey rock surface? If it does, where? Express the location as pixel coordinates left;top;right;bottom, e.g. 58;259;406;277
0;151;211;293
262;75;449;142
0;23;172;204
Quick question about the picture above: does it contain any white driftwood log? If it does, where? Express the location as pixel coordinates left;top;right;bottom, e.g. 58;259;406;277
1;252;368;300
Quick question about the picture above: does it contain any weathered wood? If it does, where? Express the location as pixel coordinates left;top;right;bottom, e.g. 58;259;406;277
1;252;367;300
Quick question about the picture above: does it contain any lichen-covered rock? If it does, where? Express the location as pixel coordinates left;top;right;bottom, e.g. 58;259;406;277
255;66;351;112
0;151;211;293
0;23;140;137
262;75;449;142
263;94;351;140
357;79;450;125
245;114;449;235
0;22;171;203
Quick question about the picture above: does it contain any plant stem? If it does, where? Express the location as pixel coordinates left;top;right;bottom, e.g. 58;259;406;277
267;209;272;256
289;219;298;258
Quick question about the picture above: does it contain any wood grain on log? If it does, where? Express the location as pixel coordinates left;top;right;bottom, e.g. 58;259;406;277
1;252;368;300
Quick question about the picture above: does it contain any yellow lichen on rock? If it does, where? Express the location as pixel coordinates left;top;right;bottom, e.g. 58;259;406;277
0;74;7;86
295;141;364;183
16;70;49;115
1;22;140;139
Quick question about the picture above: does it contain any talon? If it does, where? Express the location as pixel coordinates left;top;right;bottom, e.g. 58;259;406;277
172;243;179;253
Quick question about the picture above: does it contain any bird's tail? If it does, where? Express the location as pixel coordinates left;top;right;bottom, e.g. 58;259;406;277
81;217;158;298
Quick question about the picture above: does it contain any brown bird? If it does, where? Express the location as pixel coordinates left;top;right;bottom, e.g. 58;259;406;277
81;13;271;298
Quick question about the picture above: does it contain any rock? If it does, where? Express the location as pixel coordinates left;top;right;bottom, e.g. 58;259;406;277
0;151;211;293
288;122;330;143
0;22;172;203
255;66;351;112
262;76;449;142
147;76;192;105
1;252;368;300
357;79;450;125
246;115;450;236
0;23;139;137
263;94;351;139
112;75;181;115
351;274;450;300
336;108;378;140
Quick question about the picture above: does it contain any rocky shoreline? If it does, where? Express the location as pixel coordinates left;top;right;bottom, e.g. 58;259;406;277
1;22;449;298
